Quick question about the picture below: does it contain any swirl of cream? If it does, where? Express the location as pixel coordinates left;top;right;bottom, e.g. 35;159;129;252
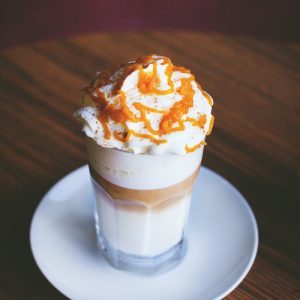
75;54;214;155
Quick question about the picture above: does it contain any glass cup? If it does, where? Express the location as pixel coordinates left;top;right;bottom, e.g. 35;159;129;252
86;138;203;274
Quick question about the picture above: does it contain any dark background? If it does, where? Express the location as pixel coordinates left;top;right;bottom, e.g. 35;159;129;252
1;0;300;48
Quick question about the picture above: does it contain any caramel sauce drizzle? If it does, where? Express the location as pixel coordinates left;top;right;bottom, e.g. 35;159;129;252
113;129;167;145
113;130;128;142
83;86;107;109
129;130;167;144
185;114;207;128
133;102;161;135
84;55;213;152
138;61;174;95
185;141;207;153
118;91;139;122
160;76;195;133
172;66;191;74
133;102;165;114
207;115;215;136
202;90;213;106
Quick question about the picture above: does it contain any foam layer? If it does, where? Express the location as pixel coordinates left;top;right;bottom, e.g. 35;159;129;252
86;138;203;189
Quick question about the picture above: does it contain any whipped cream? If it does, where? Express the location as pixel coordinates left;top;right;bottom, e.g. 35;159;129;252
75;55;214;155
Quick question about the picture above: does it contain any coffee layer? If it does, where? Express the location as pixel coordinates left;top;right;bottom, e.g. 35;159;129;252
89;165;200;209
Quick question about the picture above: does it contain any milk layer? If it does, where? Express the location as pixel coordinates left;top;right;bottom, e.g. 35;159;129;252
87;138;203;256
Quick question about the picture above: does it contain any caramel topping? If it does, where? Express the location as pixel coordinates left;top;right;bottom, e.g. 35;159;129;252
82;55;213;151
119;91;140;122
92;55;173;96
136;55;161;66
113;130;128;142
133;102;162;135
202;90;213;106
185;114;207;128
113;129;167;145
138;62;174;95
96;92;132;139
92;63;137;96
168;120;185;132
83;87;107;109
172;66;191;74
129;130;167;145
133;102;165;114
102;104;128;123
184;117;198;126
198;114;207;128
138;62;159;94
207;115;215;136
165;63;175;92
160;76;195;134
185;141;207;153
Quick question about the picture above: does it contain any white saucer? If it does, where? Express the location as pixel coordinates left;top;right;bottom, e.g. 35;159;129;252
30;165;258;300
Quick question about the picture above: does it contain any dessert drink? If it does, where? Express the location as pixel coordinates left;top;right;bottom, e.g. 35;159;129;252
75;55;214;273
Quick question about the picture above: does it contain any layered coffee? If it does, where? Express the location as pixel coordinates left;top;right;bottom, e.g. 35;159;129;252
87;138;202;257
75;54;214;273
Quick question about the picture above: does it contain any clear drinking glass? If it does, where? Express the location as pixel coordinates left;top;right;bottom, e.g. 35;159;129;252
86;138;203;274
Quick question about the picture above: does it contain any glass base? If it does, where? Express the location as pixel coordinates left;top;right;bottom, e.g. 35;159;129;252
96;232;187;275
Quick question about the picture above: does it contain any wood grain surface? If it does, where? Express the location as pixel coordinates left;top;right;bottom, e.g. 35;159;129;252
1;32;299;299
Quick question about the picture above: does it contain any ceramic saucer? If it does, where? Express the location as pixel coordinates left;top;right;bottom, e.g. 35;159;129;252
30;165;258;300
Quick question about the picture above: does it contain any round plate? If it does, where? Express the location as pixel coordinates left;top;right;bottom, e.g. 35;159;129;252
30;165;258;300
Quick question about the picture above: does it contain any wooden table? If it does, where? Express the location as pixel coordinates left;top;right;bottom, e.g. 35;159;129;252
1;32;299;299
